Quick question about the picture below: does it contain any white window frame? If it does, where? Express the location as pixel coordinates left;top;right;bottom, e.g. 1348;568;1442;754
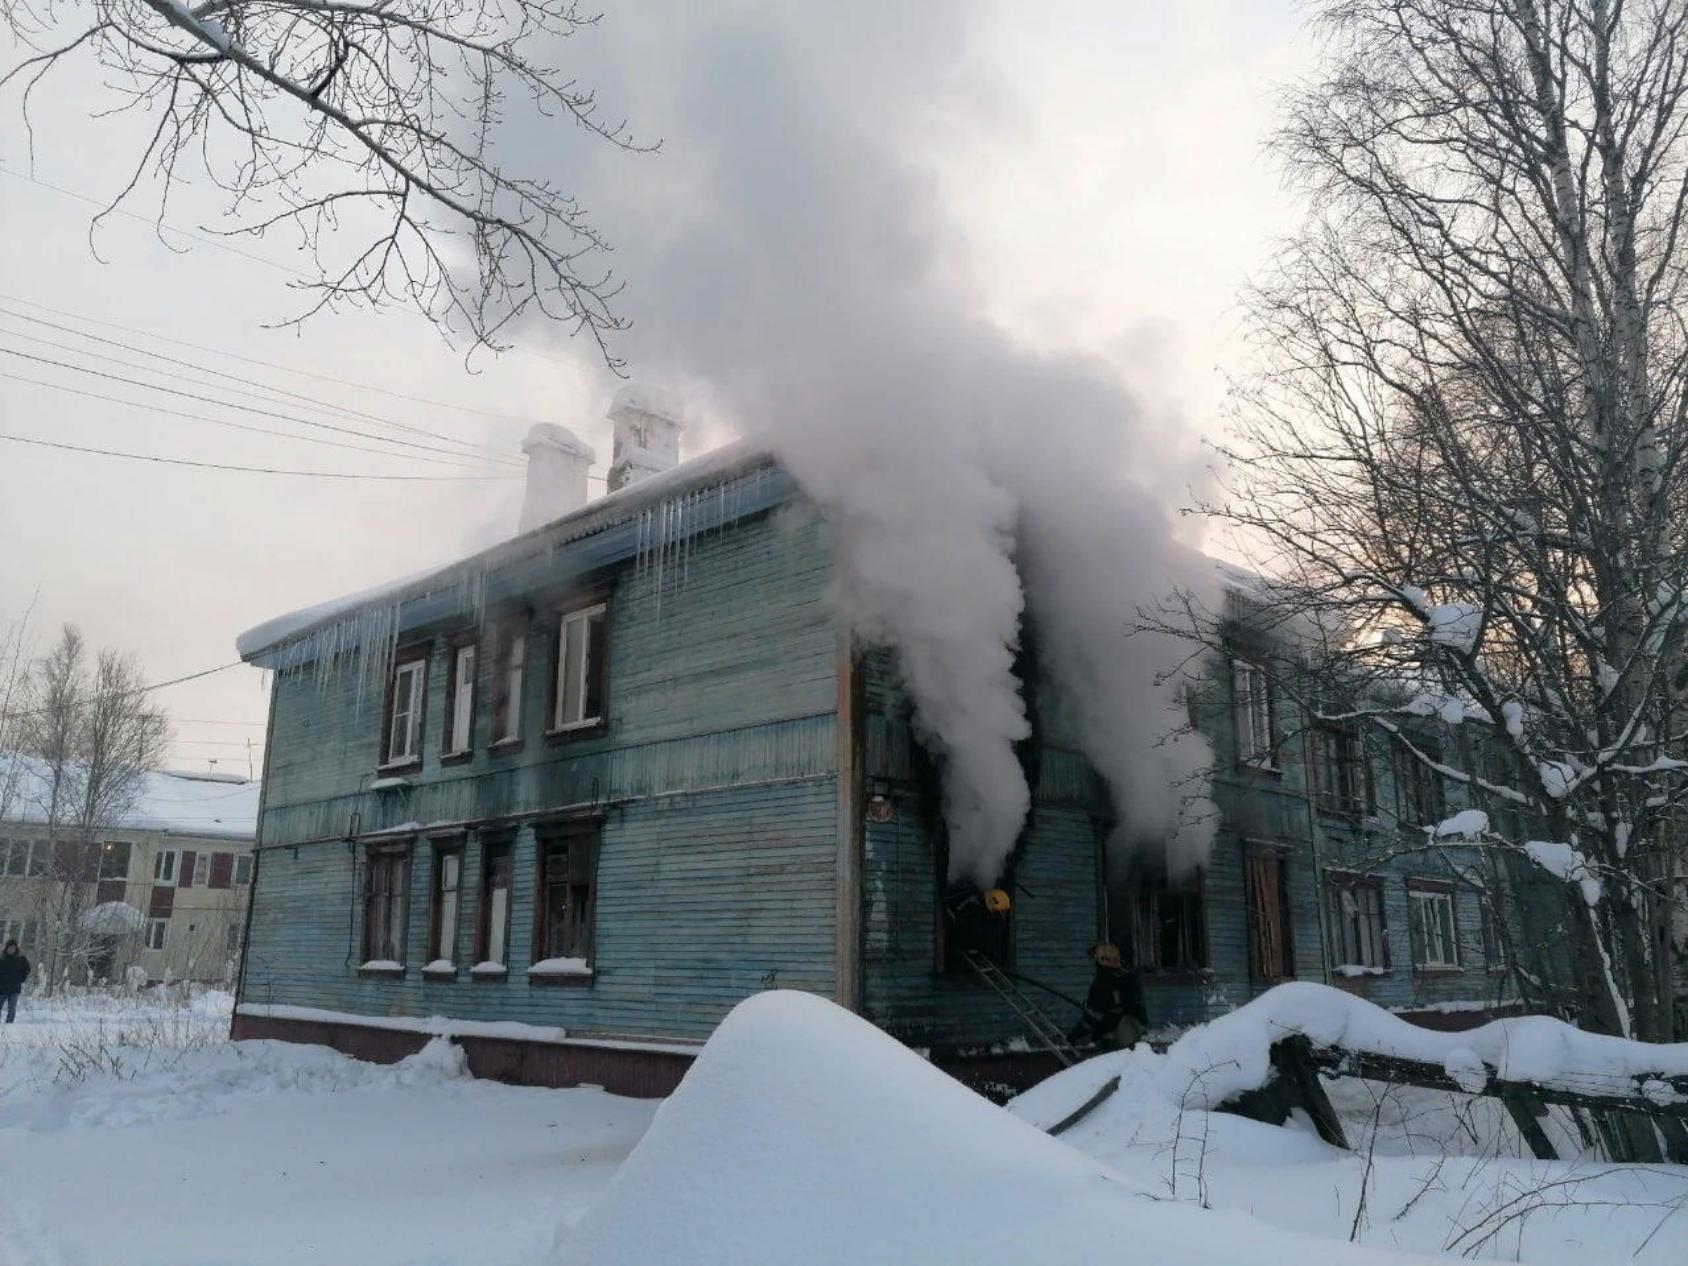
1232;657;1277;769
385;658;427;766
1327;877;1388;970
1409;888;1460;968
447;644;477;755
154;848;178;884
234;854;254;886
193;852;211;886
145;918;168;951
552;603;607;732
0;840;23;878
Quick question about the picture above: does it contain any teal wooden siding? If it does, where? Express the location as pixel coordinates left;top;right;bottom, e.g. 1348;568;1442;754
856;648;1105;1049
244;496;846;1042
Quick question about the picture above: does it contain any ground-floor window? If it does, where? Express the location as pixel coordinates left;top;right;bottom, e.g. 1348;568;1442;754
533;828;597;968
1130;865;1207;972
476;837;513;968
429;842;463;965
1407;882;1460;968
0;917;37;950
361;846;410;965
145;918;168;951
1326;874;1388;970
1245;847;1295;982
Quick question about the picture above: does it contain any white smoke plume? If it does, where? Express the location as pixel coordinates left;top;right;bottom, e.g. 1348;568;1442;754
514;4;1219;884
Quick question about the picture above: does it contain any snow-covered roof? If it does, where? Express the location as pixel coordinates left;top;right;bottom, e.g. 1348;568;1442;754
1;756;260;839
237;440;773;664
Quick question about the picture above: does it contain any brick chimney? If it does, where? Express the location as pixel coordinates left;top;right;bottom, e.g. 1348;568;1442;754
519;423;596;533
606;385;685;493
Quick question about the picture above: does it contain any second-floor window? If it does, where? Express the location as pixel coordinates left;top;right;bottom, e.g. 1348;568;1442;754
1395;746;1446;827
234;854;254;887
552;603;607;732
1312;724;1372;816
383;655;427;766
490;622;526;745
444;642;477;756
1232;658;1277;769
154;848;178;884
192;853;211;887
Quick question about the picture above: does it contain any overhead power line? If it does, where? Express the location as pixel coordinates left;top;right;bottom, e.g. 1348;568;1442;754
0;366;513;472
0;344;523;468
0;661;245;723
0;430;522;480
0;304;526;465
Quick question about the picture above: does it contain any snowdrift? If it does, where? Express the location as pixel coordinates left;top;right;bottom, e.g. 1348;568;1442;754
562;990;1449;1265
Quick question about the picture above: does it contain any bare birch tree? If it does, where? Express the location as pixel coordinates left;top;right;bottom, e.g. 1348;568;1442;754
0;0;651;358
16;625;168;986
1171;1;1688;1050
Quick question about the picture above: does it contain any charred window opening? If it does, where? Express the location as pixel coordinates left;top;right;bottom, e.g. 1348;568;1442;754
1109;847;1207;973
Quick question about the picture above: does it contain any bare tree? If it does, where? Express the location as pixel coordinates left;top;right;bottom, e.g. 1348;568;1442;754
16;625;168;986
0;0;652;358
1168;0;1688;1049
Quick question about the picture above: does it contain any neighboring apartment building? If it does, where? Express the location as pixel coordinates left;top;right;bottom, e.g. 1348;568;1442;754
0;767;260;986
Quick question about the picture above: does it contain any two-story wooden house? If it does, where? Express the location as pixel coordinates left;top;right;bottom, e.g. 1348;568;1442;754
233;391;1532;1096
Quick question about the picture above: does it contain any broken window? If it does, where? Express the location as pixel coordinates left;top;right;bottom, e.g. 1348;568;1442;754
1394;744;1446;827
1129;864;1207;972
490;621;527;746
477;837;513;968
1246;847;1295;982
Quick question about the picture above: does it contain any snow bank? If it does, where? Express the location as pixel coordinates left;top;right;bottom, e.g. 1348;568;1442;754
1151;982;1688;1108
563;990;1448;1266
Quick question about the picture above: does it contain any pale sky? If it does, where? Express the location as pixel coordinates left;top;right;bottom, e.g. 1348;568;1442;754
0;1;1310;775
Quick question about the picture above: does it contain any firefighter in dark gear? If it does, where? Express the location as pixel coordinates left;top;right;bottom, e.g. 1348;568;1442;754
1070;941;1147;1050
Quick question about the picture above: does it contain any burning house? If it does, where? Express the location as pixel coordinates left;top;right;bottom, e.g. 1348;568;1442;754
232;389;1522;1095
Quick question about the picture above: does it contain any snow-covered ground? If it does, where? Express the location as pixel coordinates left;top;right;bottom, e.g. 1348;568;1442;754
0;987;1681;1264
0;990;655;1265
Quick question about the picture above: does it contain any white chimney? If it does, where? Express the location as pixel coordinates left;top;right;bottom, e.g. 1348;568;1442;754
519;423;596;533
606;384;686;493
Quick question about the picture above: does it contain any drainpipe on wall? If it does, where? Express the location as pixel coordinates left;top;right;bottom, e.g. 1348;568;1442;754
1298;722;1333;987
230;680;280;1036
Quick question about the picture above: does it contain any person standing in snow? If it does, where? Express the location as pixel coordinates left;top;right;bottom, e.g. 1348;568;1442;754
0;939;29;1023
1070;941;1146;1050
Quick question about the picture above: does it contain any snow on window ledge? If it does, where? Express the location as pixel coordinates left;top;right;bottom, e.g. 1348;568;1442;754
528;957;593;984
421;959;456;975
359;959;404;976
369;773;415;790
1334;964;1388;978
469;961;508;976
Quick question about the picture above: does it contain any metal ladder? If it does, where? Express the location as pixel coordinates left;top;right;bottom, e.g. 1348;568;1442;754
963;950;1081;1067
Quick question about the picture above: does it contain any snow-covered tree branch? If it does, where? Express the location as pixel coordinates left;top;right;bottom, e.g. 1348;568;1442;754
0;0;652;359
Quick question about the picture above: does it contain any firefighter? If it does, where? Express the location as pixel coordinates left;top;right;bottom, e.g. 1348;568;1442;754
1070;941;1147;1050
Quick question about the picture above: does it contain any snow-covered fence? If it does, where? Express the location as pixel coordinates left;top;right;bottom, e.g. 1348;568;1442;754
1164;984;1688;1164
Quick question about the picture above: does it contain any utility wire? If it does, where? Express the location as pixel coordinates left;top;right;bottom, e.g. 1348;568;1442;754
0;430;522;480
0;661;244;722
0;365;513;472
0;305;526;465
0;344;523;468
